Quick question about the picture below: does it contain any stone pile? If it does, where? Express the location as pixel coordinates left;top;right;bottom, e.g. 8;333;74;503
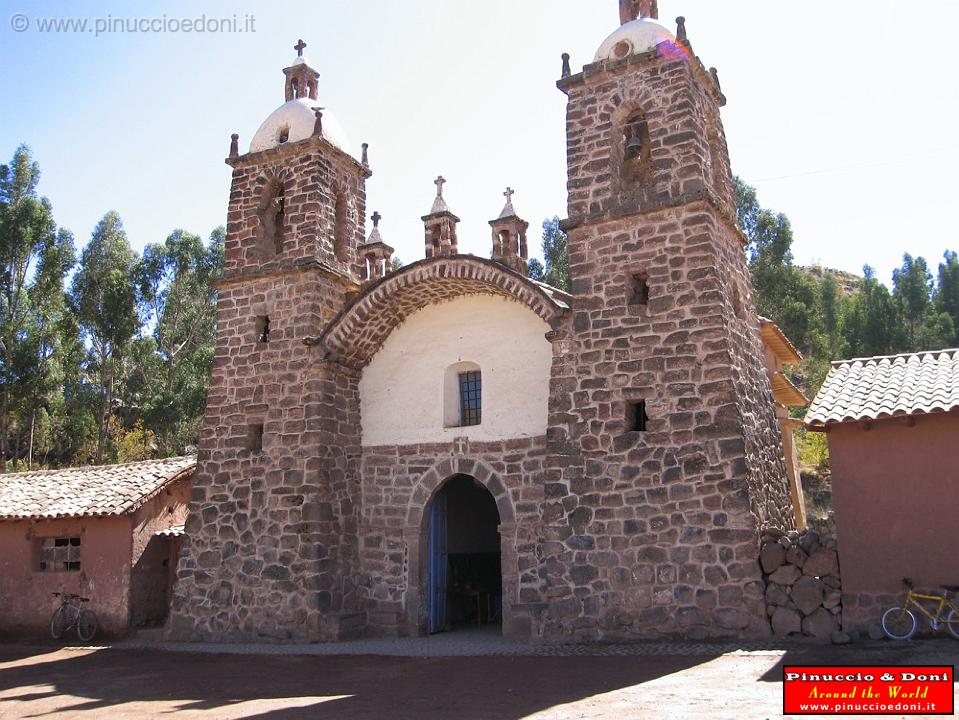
760;529;842;640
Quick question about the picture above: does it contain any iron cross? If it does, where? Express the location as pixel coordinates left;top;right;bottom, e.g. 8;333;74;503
294;39;307;57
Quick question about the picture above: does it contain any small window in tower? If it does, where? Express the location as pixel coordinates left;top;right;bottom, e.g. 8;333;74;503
626;401;648;433
247;423;264;452
278;124;290;144
628;272;649;306
255;316;270;344
458;370;482;427
273;186;285;255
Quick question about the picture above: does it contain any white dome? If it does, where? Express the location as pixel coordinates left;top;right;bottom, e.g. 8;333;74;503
594;18;676;63
249;97;352;156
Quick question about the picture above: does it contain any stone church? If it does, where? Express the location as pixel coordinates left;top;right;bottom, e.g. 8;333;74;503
169;0;797;643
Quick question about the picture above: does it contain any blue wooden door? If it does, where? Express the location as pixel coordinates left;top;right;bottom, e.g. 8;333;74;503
428;490;448;633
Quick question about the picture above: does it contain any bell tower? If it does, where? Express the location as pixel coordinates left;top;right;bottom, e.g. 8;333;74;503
542;5;793;640
169;40;368;642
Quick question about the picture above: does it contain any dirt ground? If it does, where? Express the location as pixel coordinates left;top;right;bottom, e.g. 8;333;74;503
0;639;955;719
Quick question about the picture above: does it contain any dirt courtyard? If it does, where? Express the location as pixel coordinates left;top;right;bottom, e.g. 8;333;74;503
0;638;955;719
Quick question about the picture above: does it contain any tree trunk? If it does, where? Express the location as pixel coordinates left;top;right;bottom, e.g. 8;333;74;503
96;356;114;465
28;410;35;470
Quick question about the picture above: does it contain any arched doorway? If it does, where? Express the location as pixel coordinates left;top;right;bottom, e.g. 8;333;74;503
426;475;502;633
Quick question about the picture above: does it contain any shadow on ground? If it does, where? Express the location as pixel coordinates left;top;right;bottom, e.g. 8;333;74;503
0;644;717;719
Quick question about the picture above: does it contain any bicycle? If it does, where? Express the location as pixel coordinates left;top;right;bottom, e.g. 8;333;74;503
50;592;98;642
881;578;959;640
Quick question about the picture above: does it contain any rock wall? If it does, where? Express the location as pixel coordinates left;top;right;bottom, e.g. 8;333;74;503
761;529;841;639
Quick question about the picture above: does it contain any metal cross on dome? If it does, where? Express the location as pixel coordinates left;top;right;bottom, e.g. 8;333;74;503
294;39;307;57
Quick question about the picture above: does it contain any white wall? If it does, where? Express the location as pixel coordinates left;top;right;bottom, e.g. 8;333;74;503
359;295;552;446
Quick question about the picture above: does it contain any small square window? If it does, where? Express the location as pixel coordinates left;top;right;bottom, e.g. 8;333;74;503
626;401;648;432
38;537;81;572
255;315;270;343
247;423;264;452
628;272;649;306
458;371;482;427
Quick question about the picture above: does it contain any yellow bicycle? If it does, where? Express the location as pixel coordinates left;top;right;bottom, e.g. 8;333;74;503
881;578;959;640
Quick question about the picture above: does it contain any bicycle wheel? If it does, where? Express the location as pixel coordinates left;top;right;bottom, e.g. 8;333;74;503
49;606;69;640
76;609;98;642
947;609;959;640
882;606;918;640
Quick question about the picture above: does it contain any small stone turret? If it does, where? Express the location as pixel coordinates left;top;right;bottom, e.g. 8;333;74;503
283;39;319;101
489;187;529;276
422;176;459;258
359;211;394;281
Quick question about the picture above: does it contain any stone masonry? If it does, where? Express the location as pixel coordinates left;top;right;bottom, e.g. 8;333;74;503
169;10;794;643
541;28;793;641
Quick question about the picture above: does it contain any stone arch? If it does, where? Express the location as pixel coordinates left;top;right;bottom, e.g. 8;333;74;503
611;97;655;193
405;456;515;530
253;167;293;258
318;255;571;367
402;455;521;637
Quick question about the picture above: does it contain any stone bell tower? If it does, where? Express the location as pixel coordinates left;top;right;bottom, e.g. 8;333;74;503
169;40;369;642
542;4;793;640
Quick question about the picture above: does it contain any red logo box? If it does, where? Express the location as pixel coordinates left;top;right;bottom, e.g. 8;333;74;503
783;665;954;715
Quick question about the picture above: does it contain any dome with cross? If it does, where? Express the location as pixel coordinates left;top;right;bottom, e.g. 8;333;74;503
249;39;353;156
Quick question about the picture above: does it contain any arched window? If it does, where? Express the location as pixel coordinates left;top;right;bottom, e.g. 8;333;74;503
621;110;652;186
256;179;285;258
334;183;354;262
444;361;482;428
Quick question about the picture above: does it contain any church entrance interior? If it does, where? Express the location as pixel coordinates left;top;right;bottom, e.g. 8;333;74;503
427;475;502;633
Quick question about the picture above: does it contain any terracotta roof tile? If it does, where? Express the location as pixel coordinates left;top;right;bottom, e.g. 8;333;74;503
804;349;959;427
0;456;196;520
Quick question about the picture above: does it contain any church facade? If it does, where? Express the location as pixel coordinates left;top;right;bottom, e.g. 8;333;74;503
169;2;796;643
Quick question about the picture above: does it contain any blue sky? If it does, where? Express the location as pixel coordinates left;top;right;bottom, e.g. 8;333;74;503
2;0;958;285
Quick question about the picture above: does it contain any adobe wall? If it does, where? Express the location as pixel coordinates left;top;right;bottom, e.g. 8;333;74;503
129;474;192;627
356;437;546;638
359;295;552;445
827;412;959;631
0;516;132;638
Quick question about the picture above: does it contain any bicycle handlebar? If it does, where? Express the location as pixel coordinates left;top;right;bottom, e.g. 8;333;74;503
902;577;914;590
51;592;89;602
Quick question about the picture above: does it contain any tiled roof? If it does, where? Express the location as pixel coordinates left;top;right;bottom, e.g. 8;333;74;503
0;456;195;520
758;317;803;365
805;349;959;427
155;524;186;537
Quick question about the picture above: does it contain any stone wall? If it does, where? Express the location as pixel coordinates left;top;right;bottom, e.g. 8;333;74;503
168;132;368;642
540;47;793;641
761;529;841;639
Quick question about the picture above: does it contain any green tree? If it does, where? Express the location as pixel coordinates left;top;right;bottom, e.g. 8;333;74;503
527;258;545;282
935;250;959;345
738;186;818;352
892;253;932;349
70;211;140;464
540;216;571;292
135;227;221;453
842;265;898;357
0;145;68;470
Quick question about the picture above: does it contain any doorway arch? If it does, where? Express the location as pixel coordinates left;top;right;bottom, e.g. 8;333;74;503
403;457;518;637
